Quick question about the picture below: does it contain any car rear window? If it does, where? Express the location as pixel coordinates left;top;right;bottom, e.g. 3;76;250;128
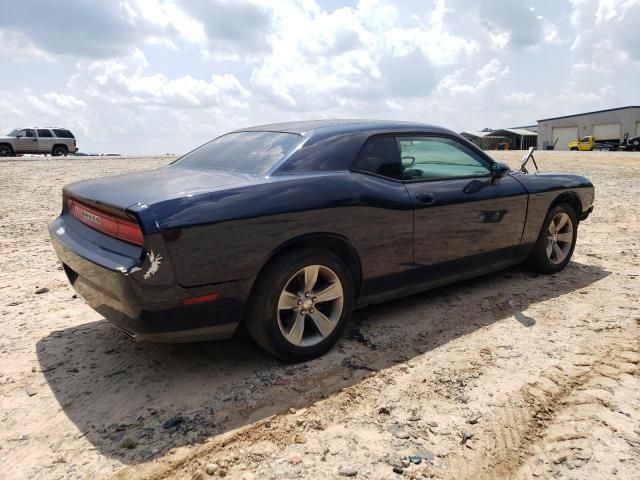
173;131;303;175
53;129;74;138
37;129;53;137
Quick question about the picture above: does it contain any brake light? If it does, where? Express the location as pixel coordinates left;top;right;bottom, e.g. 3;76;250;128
68;199;143;246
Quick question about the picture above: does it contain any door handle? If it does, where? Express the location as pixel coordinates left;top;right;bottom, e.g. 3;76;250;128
416;193;435;205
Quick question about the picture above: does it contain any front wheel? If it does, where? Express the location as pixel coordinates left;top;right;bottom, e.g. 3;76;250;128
525;203;578;274
245;249;354;362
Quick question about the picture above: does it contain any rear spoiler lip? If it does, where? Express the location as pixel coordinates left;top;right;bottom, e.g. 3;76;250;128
62;188;133;219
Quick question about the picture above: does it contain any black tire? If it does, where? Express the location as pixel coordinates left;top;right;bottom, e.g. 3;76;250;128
569;147;578;151
245;248;354;362
525;203;578;274
52;145;68;156
0;144;14;157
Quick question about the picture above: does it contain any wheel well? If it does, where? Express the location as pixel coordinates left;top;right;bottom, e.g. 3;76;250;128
256;234;363;301
550;192;582;220
0;143;14;152
52;144;68;151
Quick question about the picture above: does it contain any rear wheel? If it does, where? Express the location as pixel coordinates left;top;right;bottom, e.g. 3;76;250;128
569;147;578;151
245;248;353;362
52;145;68;156
525;203;578;274
0;144;14;157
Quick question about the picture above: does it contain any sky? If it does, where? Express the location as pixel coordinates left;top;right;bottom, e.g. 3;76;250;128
0;0;639;154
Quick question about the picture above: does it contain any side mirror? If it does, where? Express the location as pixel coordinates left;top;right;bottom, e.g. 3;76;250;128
491;162;511;180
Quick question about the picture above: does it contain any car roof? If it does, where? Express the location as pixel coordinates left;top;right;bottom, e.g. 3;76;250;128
232;119;452;136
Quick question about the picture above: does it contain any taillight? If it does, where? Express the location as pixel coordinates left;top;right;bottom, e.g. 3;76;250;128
68;199;143;246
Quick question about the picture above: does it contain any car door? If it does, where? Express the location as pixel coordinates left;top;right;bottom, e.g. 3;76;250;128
37;129;55;153
15;129;38;153
397;135;528;279
349;135;417;302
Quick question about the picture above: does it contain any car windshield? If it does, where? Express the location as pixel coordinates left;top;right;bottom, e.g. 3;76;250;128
6;129;20;137
174;131;304;175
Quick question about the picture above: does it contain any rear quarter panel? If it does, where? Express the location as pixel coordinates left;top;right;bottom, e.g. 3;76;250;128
155;172;414;294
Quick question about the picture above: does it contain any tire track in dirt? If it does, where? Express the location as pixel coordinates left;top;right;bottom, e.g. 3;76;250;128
448;336;640;480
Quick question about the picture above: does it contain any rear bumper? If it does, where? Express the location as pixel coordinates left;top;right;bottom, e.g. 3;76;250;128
49;216;247;342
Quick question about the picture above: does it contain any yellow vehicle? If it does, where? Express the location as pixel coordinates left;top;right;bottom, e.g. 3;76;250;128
568;135;613;151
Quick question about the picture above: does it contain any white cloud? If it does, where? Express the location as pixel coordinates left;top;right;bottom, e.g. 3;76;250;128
175;0;273;54
42;93;87;110
570;0;640;72
437;59;510;96
0;1;169;59
443;0;563;50
0;30;55;62
69;51;250;110
133;0;207;45
502;91;536;106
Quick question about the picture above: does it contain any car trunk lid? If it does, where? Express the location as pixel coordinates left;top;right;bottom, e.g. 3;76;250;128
63;166;254;213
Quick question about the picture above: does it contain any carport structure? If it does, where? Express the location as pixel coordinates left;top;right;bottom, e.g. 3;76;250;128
460;130;508;150
489;128;538;150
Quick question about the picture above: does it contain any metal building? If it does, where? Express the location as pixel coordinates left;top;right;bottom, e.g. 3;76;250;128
537;106;640;151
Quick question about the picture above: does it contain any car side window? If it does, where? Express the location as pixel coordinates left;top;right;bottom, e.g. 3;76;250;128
20;129;35;138
53;129;74;138
353;136;403;179
397;136;490;181
37;129;53;137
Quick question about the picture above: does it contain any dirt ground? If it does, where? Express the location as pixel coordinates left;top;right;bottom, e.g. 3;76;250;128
0;151;638;480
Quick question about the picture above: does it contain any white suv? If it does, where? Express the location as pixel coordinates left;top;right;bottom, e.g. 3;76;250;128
0;127;78;157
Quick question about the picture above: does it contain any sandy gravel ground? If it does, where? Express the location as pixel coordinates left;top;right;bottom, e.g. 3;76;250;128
0;151;638;480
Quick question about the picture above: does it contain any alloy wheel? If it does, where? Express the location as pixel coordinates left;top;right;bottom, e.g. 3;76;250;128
546;212;573;264
277;264;344;347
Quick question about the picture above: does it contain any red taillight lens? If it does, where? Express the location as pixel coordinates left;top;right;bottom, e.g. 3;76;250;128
68;199;143;246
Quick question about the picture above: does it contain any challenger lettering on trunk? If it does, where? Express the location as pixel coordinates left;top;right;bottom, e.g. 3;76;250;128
80;209;100;225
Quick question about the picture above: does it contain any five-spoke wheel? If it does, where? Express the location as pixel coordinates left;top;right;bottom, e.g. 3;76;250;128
246;248;353;362
277;265;344;347
526;203;578;273
545;212;574;265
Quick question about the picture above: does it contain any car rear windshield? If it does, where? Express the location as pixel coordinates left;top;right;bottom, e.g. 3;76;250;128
173;131;303;175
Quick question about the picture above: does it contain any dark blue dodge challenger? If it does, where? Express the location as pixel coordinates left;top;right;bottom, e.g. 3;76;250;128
49;120;594;361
